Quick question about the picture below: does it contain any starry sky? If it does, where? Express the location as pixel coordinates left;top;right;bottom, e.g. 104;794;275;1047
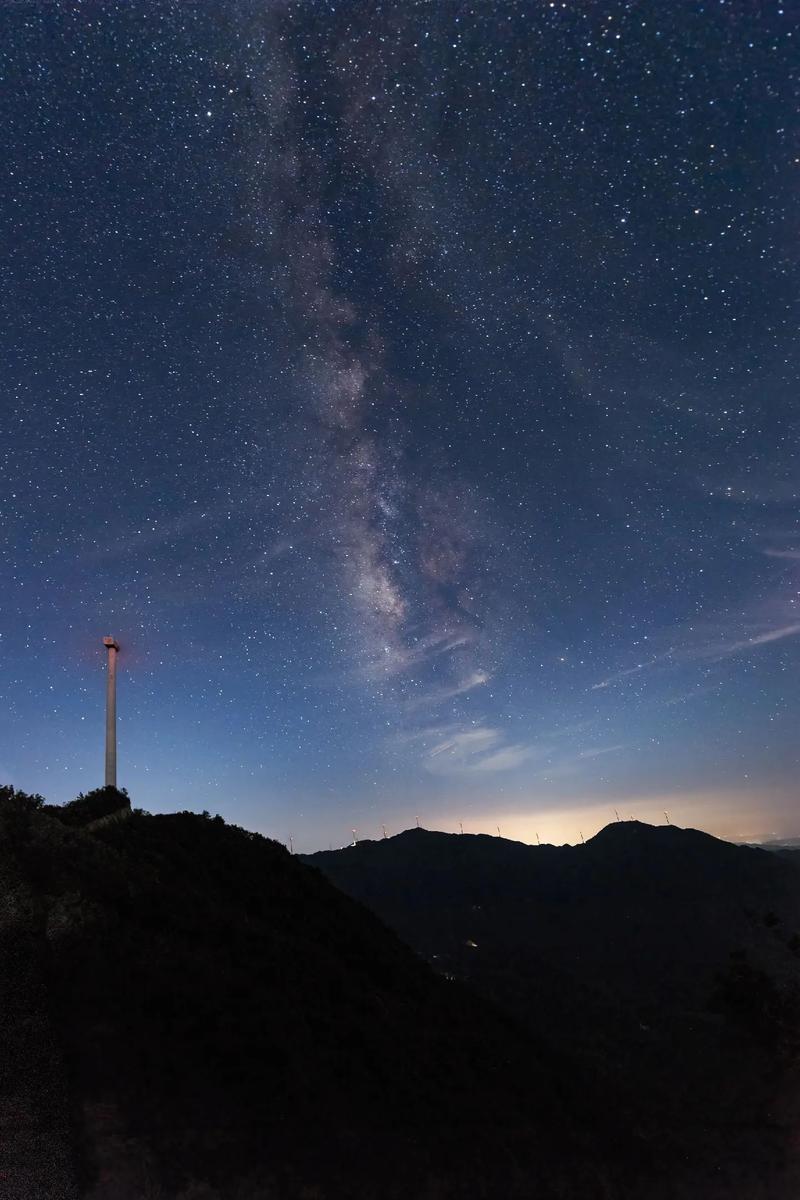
2;1;798;850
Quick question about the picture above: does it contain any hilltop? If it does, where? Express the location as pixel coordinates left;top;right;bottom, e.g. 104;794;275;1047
303;821;800;1001
4;786;798;1198
303;821;800;1197
0;785;615;1200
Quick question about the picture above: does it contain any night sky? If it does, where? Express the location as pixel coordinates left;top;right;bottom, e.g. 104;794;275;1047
2;1;798;850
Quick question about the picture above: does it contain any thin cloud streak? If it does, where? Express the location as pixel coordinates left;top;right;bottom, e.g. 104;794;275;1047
681;622;800;662
591;658;663;690
591;616;800;693
713;623;800;654
577;744;626;760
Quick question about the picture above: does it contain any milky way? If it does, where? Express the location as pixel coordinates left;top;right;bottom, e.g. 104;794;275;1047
235;2;503;718
1;1;798;848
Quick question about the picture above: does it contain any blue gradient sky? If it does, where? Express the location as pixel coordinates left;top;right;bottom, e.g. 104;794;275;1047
2;1;798;851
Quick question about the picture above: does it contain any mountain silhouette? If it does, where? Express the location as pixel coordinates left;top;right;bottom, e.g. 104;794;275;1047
0;785;623;1200
303;820;800;1196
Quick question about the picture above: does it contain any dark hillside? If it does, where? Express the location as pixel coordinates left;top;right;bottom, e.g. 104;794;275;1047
0;786;612;1200
303;821;800;1197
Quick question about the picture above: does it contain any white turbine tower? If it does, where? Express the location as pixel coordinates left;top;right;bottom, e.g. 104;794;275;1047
102;637;119;788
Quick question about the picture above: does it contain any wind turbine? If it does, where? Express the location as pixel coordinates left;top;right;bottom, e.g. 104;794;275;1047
102;637;120;788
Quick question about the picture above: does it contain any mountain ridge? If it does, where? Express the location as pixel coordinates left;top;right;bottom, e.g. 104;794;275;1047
302;819;800;1196
0;784;617;1200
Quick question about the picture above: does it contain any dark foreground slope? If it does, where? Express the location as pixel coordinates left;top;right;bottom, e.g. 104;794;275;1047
0;787;619;1200
304;821;800;1198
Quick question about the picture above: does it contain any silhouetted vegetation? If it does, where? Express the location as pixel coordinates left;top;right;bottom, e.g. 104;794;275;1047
4;790;799;1198
47;785;130;828
0;785;615;1200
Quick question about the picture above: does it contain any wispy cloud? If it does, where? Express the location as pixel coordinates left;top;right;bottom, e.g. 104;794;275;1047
470;743;541;772
80;497;261;562
667;613;800;665
693;623;800;658
591;609;800;693
427;727;501;760
423;724;546;776
530;742;627;782
591;658;663;690
576;744;626;760
359;631;474;682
